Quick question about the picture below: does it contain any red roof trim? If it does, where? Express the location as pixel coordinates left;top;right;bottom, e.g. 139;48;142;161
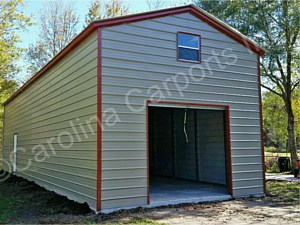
4;5;265;105
189;8;265;56
93;5;190;27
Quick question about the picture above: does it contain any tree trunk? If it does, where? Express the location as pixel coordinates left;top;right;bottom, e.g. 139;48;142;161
285;100;297;171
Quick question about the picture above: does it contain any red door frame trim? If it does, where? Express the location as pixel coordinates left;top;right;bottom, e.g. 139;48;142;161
146;100;233;202
257;55;266;194
225;105;233;195
96;28;102;211
146;101;150;204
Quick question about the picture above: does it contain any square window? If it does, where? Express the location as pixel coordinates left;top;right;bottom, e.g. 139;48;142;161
178;32;201;62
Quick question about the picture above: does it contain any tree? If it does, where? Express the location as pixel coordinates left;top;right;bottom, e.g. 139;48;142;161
194;0;300;169
84;0;129;27
146;0;166;10
26;42;49;77
263;89;300;150
26;0;79;75
0;0;31;162
146;0;185;11
0;0;31;78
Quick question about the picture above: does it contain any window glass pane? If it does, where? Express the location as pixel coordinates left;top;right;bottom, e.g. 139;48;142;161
178;33;199;48
178;47;199;61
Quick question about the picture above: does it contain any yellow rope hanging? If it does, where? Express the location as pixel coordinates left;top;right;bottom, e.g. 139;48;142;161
184;109;189;143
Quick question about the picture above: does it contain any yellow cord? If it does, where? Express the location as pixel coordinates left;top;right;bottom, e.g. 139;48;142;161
184;109;189;143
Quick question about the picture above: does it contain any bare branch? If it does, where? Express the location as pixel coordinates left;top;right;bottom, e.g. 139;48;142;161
292;80;300;91
261;84;283;97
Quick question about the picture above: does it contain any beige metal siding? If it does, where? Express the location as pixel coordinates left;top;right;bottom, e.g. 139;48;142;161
2;32;98;210
101;12;263;209
196;110;226;185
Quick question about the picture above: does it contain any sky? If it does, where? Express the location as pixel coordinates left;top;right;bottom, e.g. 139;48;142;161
20;0;188;47
17;0;188;82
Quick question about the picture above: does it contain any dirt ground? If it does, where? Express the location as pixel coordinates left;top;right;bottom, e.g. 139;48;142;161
0;173;299;224
131;199;300;225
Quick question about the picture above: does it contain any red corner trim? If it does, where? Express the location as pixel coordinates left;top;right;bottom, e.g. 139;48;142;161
146;101;150;204
96;28;102;211
225;106;233;195
257;55;266;194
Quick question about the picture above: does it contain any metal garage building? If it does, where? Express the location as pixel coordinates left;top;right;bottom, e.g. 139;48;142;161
2;5;266;212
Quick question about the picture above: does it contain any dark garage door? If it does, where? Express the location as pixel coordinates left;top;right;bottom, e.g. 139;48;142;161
149;106;228;185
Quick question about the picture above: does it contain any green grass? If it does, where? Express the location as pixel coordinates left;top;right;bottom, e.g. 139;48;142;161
266;181;300;205
120;218;162;224
87;218;163;225
0;194;25;224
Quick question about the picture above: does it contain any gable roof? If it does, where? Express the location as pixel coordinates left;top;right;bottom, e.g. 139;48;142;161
4;4;265;106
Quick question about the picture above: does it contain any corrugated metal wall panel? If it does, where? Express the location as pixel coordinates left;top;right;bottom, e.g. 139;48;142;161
3;32;98;210
101;12;263;209
173;109;197;180
102;197;147;210
196;110;226;185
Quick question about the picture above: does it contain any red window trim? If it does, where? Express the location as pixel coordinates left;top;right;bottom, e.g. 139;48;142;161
177;31;202;64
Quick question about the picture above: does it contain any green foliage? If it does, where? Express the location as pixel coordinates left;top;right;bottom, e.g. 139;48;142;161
84;0;129;27
0;0;31;78
265;157;280;173
263;89;300;148
263;91;288;147
264;146;277;153
0;0;31;151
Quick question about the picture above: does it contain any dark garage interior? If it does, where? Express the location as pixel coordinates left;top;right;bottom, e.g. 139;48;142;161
148;106;231;205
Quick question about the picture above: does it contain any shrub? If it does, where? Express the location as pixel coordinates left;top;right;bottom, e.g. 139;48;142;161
265;146;276;152
265;156;280;173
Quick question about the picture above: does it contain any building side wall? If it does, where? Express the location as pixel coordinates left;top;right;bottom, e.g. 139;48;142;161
3;32;98;210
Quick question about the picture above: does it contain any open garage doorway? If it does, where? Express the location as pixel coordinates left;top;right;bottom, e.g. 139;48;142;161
148;104;232;206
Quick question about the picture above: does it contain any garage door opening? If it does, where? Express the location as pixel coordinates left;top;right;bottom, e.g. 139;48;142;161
148;105;232;206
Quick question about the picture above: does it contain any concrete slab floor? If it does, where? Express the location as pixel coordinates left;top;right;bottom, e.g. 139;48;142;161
150;176;232;207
